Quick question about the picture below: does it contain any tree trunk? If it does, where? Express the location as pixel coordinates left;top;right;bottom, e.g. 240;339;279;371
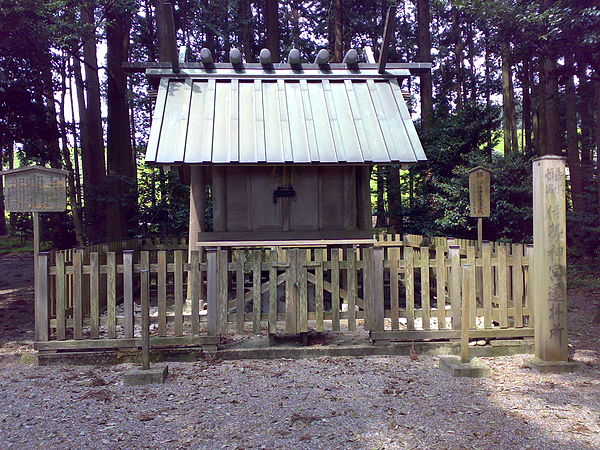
521;59;533;151
595;71;600;222
483;25;493;157
332;0;343;62
501;42;517;154
386;166;402;232
68;62;82;207
0;152;6;236
578;67;593;165
239;0;254;62
144;0;158;60
536;58;548;156
106;2;137;241
375;167;386;228
153;0;170;61
416;0;433;128
565;54;583;213
466;21;477;103
451;3;463;109
543;55;561;156
81;4;107;240
264;0;280;62
58;56;85;246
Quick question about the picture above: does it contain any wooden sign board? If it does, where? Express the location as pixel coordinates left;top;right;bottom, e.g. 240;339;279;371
468;166;491;218
1;166;67;212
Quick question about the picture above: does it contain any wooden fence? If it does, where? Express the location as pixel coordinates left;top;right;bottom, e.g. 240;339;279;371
34;234;533;352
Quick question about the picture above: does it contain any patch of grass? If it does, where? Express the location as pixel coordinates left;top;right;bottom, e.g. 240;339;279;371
0;235;52;255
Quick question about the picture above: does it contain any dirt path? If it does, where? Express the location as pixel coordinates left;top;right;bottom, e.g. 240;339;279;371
0;252;599;448
0;251;35;356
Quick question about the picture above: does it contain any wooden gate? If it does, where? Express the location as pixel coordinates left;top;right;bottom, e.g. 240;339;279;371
207;246;372;336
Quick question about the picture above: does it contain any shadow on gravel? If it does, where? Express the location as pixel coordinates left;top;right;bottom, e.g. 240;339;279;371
0;252;35;348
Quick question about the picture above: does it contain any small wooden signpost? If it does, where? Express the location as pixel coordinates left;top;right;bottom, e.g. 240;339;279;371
1;166;68;342
468;166;491;249
1;166;68;279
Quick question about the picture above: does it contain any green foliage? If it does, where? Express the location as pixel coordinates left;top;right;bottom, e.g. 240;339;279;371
137;167;189;238
397;102;533;243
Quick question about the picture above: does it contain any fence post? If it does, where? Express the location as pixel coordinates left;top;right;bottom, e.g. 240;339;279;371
449;245;461;330
363;246;374;331
35;252;49;342
140;260;150;370
55;252;66;340
525;243;534;327
206;247;218;336
218;249;229;335
373;245;385;332
123;250;134;339
461;263;471;363
190;250;200;335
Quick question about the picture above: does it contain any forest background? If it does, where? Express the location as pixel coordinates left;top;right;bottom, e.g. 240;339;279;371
0;0;599;259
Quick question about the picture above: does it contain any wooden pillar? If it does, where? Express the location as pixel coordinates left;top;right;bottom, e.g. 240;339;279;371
449;245;461;330
532;155;568;362
33;212;40;291
188;166;205;255
206;247;218;336
373;246;385;331
35;252;49;342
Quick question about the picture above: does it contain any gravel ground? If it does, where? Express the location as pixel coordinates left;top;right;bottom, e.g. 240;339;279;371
1;253;599;449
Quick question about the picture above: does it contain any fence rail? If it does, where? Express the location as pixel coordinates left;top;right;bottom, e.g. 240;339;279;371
34;234;533;351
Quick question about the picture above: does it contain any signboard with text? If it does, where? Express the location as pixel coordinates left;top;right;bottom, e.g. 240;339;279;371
468;166;491;218
1;166;67;212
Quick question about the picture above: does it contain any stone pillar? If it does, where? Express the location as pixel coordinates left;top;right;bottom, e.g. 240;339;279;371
529;155;579;372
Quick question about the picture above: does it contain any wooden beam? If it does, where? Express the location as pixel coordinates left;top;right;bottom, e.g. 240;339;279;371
163;2;180;74
34;335;219;351
197;230;374;244
122;61;432;74
378;6;397;74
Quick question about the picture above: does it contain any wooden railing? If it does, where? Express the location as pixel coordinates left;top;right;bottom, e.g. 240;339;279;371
34;234;533;351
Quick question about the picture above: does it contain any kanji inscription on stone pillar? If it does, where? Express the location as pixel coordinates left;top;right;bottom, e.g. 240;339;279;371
532;155;568;362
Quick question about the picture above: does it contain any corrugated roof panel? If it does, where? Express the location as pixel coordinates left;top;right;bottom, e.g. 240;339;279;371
299;80;319;162
184;80;207;162
145;78;169;162
156;80;192;163
307;81;337;163
389;78;427;161
329;81;363;162
253;80;267;162
238;81;258;163
277;80;293;162
285;81;311;163
262;81;285;163
146;73;427;165
344;80;386;162
212;81;233;163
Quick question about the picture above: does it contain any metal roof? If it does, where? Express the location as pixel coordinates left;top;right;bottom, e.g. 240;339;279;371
145;69;426;165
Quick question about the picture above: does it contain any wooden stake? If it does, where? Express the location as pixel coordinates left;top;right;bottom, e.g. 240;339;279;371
140;254;150;370
461;264;471;363
378;6;397;73
33;212;40;290
477;217;483;251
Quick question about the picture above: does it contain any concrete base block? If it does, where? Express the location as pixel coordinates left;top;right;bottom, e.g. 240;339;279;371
439;356;491;378
525;357;581;374
123;365;169;386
